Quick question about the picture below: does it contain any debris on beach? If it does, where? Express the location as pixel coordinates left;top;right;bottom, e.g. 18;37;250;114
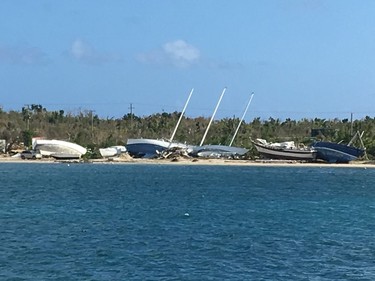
156;147;191;160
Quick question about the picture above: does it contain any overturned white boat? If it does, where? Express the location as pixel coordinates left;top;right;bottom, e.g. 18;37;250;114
99;146;127;158
32;139;87;159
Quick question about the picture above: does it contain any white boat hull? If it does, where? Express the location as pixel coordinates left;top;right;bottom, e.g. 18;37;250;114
99;146;127;158
32;139;87;157
253;141;316;161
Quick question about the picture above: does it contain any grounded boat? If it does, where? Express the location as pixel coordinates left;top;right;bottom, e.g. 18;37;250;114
126;88;252;159
50;153;81;160
311;141;365;163
126;89;194;158
252;139;317;161
32;138;87;158
189;89;250;159
99;146;127;158
126;138;191;158
190;144;248;158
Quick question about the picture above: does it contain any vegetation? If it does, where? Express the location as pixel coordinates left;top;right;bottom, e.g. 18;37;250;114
0;104;374;159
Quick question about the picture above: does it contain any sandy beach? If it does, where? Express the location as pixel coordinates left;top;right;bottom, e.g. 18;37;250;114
1;154;374;168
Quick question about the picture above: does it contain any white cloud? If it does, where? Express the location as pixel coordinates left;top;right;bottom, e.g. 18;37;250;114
0;45;46;65
137;39;201;68
163;40;200;67
71;39;92;60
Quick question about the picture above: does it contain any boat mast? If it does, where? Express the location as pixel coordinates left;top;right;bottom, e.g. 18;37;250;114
229;92;254;147
168;88;194;148
199;87;227;147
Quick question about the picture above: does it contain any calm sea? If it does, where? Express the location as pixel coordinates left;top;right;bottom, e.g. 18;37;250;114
1;163;375;280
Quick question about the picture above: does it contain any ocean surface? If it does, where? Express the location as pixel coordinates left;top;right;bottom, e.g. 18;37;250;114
1;163;375;280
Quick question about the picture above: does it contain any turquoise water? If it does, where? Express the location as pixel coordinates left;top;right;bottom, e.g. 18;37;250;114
1;163;375;280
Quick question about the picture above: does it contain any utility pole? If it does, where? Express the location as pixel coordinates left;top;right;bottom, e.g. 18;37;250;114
129;103;134;115
129;103;135;128
350;112;353;137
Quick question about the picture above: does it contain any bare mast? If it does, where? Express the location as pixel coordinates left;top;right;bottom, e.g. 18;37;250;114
168;88;194;148
199;87;227;147
229;92;254;147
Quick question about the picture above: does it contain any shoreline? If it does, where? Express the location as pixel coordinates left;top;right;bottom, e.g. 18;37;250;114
1;156;374;168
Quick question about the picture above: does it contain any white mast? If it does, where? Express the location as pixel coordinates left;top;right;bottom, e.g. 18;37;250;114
199;87;227;147
168;88;194;148
229;92;254;147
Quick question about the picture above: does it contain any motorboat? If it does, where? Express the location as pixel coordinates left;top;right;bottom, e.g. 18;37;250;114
99;146;127;158
32;138;87;158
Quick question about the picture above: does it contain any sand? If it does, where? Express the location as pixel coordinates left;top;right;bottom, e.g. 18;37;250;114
0;154;374;168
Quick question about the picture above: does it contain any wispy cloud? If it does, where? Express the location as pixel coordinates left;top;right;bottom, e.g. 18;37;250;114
0;45;46;65
71;39;92;60
163;40;200;67
137;39;200;68
69;39;122;64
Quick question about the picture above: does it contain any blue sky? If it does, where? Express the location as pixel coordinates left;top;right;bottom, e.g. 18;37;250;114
1;1;375;121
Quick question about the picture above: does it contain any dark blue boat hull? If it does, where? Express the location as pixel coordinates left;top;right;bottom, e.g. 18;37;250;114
312;141;365;163
126;143;166;158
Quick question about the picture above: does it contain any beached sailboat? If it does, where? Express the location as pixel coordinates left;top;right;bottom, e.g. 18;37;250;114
252;138;317;161
126;138;191;158
311;131;366;163
126;89;194;158
190;90;252;158
312;141;364;163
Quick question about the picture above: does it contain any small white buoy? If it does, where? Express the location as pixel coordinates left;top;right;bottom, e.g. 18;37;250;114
184;213;190;217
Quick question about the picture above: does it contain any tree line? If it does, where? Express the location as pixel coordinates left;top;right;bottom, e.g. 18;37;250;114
0;104;374;159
